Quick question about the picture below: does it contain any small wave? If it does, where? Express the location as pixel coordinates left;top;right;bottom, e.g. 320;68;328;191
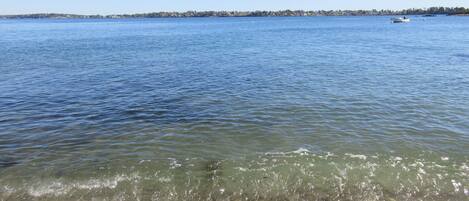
454;53;469;61
26;173;141;197
235;167;248;172
1;153;468;201
291;147;310;154
393;156;403;161
0;158;19;168
264;148;313;156
345;153;367;160
1;185;16;196
454;53;469;58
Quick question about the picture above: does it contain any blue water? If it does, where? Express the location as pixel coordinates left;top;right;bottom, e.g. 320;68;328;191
0;16;468;200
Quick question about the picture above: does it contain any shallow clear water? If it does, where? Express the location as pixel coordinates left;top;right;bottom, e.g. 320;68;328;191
0;16;468;201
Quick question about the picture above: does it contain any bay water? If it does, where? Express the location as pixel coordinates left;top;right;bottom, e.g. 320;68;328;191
0;16;468;200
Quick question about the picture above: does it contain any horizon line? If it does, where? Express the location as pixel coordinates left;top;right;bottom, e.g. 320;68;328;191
1;6;468;16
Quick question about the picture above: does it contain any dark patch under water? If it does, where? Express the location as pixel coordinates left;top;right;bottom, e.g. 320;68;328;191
0;158;18;168
454;53;469;61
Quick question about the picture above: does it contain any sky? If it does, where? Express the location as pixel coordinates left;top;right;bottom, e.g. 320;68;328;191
1;0;468;15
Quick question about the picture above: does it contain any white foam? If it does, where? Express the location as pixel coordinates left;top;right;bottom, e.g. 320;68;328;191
451;179;462;193
460;163;468;171
236;167;248;172
28;181;67;197
169;158;182;169
345;153;367;160
73;174;139;190
318;152;334;159
393;156;403;161
264;151;286;156
139;160;151;164
1;185;16;195
158;176;172;183
410;161;424;168
417;168;426;175
441;157;449;161
27;174;140;197
292;148;310;154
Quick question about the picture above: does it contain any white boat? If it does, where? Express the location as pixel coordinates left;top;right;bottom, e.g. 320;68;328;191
391;17;410;23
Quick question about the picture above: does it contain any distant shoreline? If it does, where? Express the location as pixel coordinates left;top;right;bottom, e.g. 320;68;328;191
1;7;468;19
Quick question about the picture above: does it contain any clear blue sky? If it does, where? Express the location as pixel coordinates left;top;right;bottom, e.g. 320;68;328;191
2;0;468;15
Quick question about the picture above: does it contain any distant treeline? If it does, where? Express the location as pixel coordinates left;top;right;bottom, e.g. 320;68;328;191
1;7;469;19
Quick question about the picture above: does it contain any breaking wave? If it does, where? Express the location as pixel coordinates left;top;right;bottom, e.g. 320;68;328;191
1;150;468;201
